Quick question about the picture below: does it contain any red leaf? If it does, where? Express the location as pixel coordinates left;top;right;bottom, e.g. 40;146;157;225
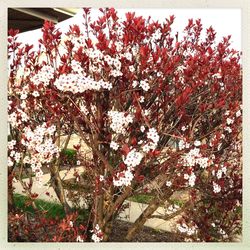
121;144;130;156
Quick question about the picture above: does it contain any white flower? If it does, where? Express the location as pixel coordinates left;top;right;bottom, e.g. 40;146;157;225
69;221;73;227
76;160;81;166
20;93;28;100
139;96;145;103
221;166;227;174
99;175;104;181
236;110;241;117
216;170;222;179
188;172;196;187
140;126;145;132
110;141;119;150
32;91;40;97
8;157;14;167
132;81;139;88
166;181;172;187
181;126;187;131
226;118;234;125
20;101;26;109
225;126;232;133
177;223;188;233
139;80;150;91
110;69;123;77
129;65;135;72
124;52;132;61
213;182;221;193
194;140;201;147
212;73;222;78
142;144;151;153
91;224;103;242
143;109;150;116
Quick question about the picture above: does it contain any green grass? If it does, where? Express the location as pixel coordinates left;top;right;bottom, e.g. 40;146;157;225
14;193;66;219
60;148;77;165
13;193;89;222
128;194;154;204
170;199;185;207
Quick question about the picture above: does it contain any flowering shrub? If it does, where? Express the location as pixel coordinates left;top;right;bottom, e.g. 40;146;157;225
8;8;242;242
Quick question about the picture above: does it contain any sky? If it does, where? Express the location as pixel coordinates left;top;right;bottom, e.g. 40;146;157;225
16;8;241;51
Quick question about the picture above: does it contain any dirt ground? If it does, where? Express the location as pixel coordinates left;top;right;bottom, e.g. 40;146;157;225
109;220;182;242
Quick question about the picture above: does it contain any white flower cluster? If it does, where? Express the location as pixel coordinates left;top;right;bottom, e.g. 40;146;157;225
114;41;123;52
21;124;59;183
212;165;227;179
184;172;196;187
80;104;89;115
147;128;160;144
113;149;144;187
71;60;83;74
8;109;29;128
182;148;210;169
8;140;21;167
110;141;119;151
91;224;103;243
209;133;225;148
113;169;134;187
151;28;161;41
165;204;180;215
226;118;234;125
108;111;133;134
54;73;112;93
142;127;160;153
124;149;144;168
65;34;84;52
223;117;235;134
178;139;190;150
123;51;132;61
177;223;198;236
76;235;84;242
84;47;123;77
103;54;122;77
139;80;150;91
8;140;16;150
30;65;54;87
213;181;221;193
